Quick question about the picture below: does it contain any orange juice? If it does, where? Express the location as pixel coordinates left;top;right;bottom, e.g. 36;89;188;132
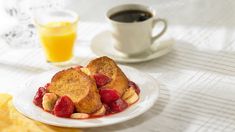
38;22;77;62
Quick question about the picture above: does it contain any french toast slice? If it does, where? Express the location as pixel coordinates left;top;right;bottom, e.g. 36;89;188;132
48;68;102;114
87;56;128;96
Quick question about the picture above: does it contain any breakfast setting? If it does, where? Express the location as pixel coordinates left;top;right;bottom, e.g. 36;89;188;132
0;0;234;132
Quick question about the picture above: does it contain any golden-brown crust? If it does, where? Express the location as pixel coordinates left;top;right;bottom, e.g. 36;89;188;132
47;56;128;114
75;85;102;113
48;68;102;114
87;56;128;96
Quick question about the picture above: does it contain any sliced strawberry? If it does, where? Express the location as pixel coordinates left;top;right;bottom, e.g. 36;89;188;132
44;83;51;90
99;88;119;104
53;96;74;118
93;73;112;87
128;81;140;95
103;103;111;114
110;98;128;112
33;87;47;107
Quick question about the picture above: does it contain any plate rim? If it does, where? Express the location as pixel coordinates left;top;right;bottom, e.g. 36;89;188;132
13;65;160;128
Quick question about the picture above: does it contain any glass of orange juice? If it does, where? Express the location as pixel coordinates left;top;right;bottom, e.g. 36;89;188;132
35;10;78;64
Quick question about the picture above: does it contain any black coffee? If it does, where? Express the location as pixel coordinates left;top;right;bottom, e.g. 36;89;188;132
110;10;152;23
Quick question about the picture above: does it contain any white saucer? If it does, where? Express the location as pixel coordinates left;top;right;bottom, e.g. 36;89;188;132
91;31;174;63
13;65;159;128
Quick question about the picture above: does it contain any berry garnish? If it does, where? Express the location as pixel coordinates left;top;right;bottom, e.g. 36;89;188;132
99;88;119;104
33;87;47;107
103;104;111;114
110;98;128;112
53;96;74;118
93;73;112;87
44;83;51;90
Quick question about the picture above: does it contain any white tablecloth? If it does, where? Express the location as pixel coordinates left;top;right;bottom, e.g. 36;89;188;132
0;0;235;132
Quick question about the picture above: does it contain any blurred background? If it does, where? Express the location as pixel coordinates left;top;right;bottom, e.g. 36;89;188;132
1;0;234;50
1;1;235;132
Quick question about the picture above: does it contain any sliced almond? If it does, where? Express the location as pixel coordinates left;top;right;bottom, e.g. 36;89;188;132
125;92;139;105
122;87;136;100
70;113;90;119
92;105;106;116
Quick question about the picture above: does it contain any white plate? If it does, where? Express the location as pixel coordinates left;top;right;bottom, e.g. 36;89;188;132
13;65;159;128
91;30;174;63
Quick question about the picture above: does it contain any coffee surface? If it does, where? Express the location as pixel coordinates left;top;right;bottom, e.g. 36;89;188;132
110;10;152;22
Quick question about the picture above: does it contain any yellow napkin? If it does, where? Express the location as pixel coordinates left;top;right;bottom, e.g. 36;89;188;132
0;93;82;132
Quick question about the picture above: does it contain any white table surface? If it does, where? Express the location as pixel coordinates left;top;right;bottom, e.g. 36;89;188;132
0;0;235;132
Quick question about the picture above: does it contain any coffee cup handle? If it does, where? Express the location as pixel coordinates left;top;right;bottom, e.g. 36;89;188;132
151;18;167;50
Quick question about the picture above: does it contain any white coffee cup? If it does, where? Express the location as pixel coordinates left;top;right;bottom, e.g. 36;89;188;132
107;4;167;56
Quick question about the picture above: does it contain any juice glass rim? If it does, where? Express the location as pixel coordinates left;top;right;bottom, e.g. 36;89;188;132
34;9;79;29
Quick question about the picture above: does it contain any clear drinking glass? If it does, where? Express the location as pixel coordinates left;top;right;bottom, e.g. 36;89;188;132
34;10;78;64
2;0;64;48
